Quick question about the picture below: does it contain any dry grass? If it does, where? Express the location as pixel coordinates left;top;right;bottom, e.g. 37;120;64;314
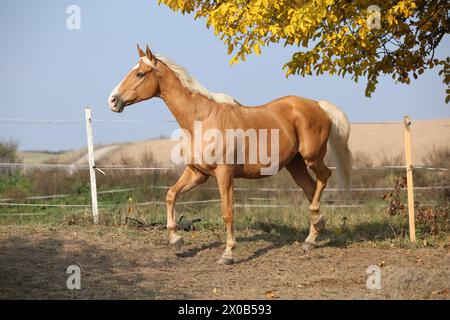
1;142;449;247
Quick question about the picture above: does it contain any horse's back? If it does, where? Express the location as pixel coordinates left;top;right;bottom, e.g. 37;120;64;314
237;95;331;144
264;95;323;117
264;95;332;160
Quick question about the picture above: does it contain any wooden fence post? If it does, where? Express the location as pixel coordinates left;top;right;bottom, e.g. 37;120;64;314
85;107;99;224
403;115;416;242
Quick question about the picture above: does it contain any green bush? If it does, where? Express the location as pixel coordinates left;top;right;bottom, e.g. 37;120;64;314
0;172;33;198
0;140;19;163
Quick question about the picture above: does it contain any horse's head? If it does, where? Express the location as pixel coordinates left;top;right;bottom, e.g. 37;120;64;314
108;45;160;113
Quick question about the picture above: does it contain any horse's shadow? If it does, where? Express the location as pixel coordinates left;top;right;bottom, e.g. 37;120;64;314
176;223;306;262
175;220;406;263
175;241;223;258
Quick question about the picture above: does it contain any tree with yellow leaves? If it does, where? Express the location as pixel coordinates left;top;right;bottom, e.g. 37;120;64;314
158;0;449;102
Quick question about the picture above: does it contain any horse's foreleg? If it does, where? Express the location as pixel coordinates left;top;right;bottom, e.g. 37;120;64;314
303;159;331;251
215;166;236;265
166;167;208;248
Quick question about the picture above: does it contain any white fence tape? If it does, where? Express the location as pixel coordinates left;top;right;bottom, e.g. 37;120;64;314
0;163;183;171
0;199;222;208
0;163;447;171
1;184;448;203
0;118;175;124
0;212;51;217
2;118;449;126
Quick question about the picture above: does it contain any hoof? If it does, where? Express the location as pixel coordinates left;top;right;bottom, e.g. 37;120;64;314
302;241;316;252
170;236;184;250
218;257;235;265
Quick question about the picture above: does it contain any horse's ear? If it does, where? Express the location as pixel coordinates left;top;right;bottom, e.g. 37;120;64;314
145;45;155;62
137;44;145;58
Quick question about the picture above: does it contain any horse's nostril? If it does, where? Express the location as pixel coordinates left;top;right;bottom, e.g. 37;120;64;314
111;96;117;104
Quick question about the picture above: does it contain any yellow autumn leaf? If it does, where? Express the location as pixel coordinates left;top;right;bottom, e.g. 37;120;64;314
253;43;261;55
227;43;234;55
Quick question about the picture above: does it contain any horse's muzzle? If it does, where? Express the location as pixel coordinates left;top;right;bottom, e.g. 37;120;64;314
109;95;125;113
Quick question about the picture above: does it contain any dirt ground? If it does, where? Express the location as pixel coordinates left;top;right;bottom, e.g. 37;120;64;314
0;225;448;300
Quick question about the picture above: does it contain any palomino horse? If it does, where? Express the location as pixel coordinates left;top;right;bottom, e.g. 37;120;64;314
109;45;352;264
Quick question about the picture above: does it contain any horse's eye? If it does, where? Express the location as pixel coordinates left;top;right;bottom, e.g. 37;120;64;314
136;72;145;78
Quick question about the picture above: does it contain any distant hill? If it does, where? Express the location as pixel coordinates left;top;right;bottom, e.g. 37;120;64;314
18;118;450;167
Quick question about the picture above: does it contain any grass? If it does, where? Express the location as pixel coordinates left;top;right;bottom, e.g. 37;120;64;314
1;194;448;249
0;144;449;249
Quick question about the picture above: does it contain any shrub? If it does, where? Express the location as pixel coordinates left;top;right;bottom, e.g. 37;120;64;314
0;140;19;163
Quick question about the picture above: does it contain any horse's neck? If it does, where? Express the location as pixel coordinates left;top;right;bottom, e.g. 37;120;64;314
158;62;213;131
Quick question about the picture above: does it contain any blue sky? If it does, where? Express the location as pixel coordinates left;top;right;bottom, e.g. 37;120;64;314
0;0;449;151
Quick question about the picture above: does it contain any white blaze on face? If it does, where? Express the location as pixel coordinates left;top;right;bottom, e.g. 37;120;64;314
108;63;140;110
108;83;121;110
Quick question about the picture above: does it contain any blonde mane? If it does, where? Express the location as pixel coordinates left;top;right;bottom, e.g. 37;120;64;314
146;54;238;105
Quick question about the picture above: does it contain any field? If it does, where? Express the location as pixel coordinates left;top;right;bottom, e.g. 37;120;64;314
0;224;449;299
1;121;449;300
0;169;449;299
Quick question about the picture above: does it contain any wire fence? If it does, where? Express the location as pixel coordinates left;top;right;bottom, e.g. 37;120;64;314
0;118;175;125
2;117;449;126
1;115;448;219
0;162;447;172
0;172;447;215
1;182;449;203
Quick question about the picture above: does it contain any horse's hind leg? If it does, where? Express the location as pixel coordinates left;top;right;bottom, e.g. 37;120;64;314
286;155;327;250
286;154;315;202
302;156;331;251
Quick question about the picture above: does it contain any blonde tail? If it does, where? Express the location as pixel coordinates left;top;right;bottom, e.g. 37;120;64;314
318;100;352;190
